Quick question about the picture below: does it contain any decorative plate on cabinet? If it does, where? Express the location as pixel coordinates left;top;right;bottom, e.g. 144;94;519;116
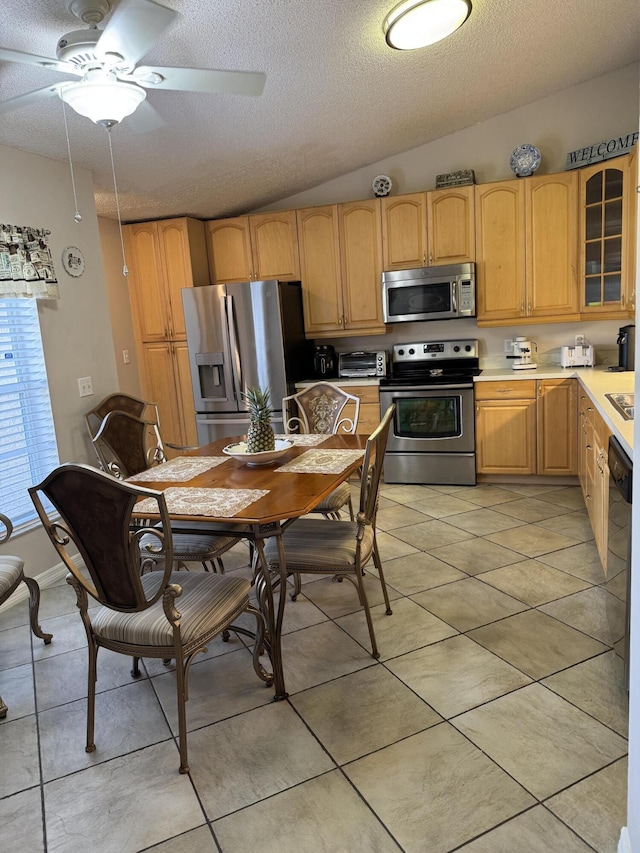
509;145;541;178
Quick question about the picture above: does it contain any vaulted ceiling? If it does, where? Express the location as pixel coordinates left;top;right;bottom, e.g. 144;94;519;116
1;0;638;223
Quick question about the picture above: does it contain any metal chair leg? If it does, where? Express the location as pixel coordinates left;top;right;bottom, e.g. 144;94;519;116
23;575;53;644
85;640;98;753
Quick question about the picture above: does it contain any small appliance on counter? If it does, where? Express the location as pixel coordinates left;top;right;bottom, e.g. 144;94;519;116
560;344;594;367
508;337;537;370
338;351;388;378
313;344;338;378
609;325;635;372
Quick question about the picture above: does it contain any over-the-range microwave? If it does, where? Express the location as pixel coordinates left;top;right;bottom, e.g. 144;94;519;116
382;262;476;323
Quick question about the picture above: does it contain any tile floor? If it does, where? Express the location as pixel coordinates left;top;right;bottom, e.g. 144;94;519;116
0;482;629;852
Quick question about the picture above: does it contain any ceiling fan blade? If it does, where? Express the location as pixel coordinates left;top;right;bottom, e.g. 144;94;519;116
95;0;177;66
0;47;78;75
0;84;64;116
133;66;266;96
125;99;165;134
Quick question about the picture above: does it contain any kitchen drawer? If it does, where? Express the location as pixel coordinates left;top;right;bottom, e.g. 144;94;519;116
343;384;380;405
474;380;537;401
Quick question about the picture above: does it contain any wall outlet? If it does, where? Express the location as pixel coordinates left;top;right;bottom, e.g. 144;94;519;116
504;338;514;354
122;349;130;364
575;334;585;346
78;376;93;397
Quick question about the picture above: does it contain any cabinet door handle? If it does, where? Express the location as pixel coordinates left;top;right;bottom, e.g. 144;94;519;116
527;301;531;314
520;302;524;315
429;252;433;264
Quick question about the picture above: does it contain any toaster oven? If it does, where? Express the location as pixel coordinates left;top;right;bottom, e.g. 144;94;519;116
338;351;388;378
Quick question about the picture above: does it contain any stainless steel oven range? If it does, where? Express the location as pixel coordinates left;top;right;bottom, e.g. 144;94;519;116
379;339;481;486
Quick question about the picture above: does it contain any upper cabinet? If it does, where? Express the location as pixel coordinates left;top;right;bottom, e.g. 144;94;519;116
125;218;209;342
381;187;475;271
206;210;300;284
579;153;634;318
297;200;385;338
427;185;475;265
476;172;580;325
381;193;427;270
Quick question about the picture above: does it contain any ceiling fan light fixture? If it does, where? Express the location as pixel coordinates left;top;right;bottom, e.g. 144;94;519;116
60;73;146;127
383;0;471;50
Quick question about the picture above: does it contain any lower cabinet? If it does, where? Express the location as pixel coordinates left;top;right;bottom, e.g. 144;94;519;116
141;341;198;450
578;391;611;570
475;378;577;476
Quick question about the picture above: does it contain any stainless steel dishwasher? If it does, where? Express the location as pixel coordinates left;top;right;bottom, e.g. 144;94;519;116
606;436;633;689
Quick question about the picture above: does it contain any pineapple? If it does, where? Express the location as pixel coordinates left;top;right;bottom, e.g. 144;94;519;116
243;386;275;453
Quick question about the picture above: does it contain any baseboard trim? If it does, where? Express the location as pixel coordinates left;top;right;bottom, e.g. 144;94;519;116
0;562;68;614
619;827;632;853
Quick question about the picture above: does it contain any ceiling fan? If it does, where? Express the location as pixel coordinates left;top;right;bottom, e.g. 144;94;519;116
0;0;266;128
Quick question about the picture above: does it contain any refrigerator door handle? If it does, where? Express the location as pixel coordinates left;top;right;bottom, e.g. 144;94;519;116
225;294;244;402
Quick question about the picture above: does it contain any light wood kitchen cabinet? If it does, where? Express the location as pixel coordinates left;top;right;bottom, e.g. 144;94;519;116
475;378;577;476
475;381;537;475
124;217;208;447
382;187;475;271
206;210;300;284
536;379;578;475
579;153;634;318
381;193;427;270
427;185;475;265
579;390;611;570
297;201;385;338
476;173;580;325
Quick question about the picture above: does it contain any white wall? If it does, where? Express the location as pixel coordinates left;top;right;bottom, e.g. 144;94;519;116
98;218;142;398
0;144;119;574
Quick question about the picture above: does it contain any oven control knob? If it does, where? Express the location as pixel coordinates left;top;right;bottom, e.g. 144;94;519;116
397;349;404;356
453;345;460;352
465;345;472;352
408;348;415;355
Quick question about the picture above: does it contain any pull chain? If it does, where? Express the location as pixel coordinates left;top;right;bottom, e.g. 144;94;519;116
107;128;129;276
61;99;82;223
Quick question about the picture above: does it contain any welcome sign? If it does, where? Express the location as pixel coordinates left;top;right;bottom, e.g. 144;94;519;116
565;131;639;170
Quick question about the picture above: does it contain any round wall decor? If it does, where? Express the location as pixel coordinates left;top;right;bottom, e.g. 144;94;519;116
62;246;85;277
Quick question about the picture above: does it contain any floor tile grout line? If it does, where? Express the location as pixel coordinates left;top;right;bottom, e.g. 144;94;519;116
538;753;629;806
29;623;49;853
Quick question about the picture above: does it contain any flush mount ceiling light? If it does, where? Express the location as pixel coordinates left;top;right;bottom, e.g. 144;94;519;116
60;69;146;127
383;0;472;50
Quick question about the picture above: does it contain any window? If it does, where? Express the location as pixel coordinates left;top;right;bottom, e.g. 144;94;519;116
0;299;59;526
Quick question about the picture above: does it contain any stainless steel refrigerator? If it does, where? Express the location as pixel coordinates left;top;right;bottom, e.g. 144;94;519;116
181;280;311;444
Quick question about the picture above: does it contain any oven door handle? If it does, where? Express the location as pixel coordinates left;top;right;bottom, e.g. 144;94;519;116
380;383;474;393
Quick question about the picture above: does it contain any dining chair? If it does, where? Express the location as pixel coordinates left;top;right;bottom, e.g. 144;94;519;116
84;392;151;442
0;512;52;718
91;408;246;574
263;404;395;659
282;381;361;520
29;463;272;774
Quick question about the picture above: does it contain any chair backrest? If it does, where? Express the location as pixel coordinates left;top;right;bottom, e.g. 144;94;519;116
92;409;167;479
84;393;152;440
29;463;173;612
359;404;395;525
283;382;360;435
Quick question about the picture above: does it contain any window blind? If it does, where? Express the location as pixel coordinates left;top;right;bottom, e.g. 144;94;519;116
0;299;59;526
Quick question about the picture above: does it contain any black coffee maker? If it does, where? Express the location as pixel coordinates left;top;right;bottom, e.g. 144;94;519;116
617;324;635;371
313;345;337;378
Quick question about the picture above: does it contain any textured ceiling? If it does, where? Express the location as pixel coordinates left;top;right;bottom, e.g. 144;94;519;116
1;0;639;223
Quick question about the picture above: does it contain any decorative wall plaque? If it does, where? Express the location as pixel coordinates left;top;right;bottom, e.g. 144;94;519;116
435;169;475;189
565;131;639;170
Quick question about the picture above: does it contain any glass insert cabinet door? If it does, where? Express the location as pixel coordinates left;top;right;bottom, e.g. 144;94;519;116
394;395;462;439
581;155;630;313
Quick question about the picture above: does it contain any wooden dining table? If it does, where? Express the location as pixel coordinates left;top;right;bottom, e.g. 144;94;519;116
130;432;367;699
